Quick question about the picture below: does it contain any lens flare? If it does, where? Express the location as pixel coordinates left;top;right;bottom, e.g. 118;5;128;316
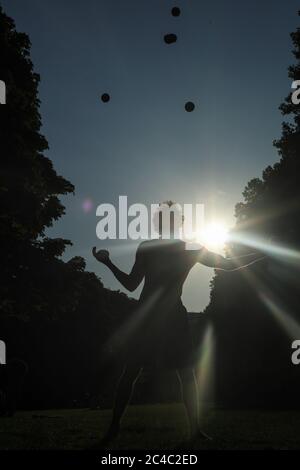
259;293;300;339
82;198;93;213
230;233;300;262
198;223;229;250
195;324;215;415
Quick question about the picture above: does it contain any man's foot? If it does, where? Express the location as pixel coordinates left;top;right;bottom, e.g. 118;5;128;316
99;423;120;447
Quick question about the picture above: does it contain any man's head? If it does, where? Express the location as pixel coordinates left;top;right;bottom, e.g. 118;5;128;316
152;201;184;238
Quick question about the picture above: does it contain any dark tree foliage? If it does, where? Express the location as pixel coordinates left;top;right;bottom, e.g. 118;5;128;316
0;6;136;409
0;5;75;318
205;12;300;408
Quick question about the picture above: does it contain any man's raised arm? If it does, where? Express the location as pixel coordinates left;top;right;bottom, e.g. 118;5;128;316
92;245;145;292
197;247;266;271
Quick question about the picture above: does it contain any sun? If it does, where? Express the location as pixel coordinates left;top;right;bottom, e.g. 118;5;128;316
197;222;229;251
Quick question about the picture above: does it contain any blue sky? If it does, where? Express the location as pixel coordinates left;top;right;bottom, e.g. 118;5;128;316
3;0;299;310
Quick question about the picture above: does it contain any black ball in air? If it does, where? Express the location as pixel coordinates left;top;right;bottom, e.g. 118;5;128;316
185;101;195;112
171;7;181;17
101;93;110;103
164;33;177;44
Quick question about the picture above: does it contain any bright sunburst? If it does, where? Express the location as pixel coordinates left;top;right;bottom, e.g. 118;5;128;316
197;222;229;251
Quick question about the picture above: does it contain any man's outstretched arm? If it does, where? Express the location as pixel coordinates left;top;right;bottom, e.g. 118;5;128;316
197;248;266;271
92;246;144;292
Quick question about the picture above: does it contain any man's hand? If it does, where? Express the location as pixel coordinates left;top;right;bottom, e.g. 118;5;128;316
92;247;110;265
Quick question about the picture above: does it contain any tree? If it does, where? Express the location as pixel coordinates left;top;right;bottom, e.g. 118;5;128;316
0;5;74;317
0;6;137;409
204;11;300;408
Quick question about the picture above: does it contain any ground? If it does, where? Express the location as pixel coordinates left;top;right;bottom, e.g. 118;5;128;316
1;404;300;450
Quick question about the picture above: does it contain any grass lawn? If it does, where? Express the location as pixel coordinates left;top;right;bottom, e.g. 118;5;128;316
1;404;300;450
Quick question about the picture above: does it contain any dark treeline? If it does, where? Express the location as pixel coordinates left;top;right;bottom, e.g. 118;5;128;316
206;13;300;408
0;5;137;410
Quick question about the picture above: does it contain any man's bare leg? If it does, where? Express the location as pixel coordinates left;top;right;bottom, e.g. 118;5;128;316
177;367;199;437
102;363;143;443
177;367;211;440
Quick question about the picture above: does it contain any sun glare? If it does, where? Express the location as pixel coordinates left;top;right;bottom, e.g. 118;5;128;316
197;222;229;250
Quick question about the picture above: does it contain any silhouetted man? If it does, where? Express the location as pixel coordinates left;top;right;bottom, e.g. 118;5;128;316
92;202;264;443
